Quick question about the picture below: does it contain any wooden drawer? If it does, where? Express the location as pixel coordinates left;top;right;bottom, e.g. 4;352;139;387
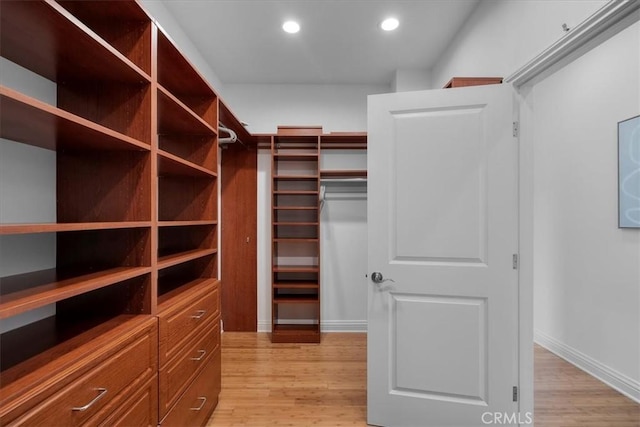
96;375;158;427
160;351;221;427
8;320;157;426
158;280;219;366
159;320;220;418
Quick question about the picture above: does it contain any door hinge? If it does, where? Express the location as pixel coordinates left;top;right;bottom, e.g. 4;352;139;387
512;254;519;270
513;386;518;402
513;121;519;137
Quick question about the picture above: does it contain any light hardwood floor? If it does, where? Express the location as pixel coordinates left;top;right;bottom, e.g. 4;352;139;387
206;333;639;426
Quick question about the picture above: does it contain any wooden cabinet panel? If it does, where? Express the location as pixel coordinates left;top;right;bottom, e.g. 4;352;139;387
158;280;219;366
6;318;157;426
96;375;158;427
221;142;257;331
160;352;221;427
159;321;220;418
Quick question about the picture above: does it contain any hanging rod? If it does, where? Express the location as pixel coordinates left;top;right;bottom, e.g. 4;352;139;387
320;178;367;184
219;122;247;149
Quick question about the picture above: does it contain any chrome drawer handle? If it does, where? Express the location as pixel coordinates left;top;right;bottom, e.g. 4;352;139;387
190;349;206;361
190;397;207;411
72;388;108;412
191;310;206;319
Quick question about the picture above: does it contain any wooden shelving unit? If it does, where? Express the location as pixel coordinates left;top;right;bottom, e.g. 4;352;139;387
267;130;367;343
0;1;223;425
270;129;322;343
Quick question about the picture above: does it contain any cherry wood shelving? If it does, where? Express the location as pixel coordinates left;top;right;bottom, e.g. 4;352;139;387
270;130;322;343
0;1;224;425
267;130;367;343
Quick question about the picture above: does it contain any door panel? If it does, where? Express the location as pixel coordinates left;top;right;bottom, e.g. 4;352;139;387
392;106;487;263
367;85;518;427
392;294;487;402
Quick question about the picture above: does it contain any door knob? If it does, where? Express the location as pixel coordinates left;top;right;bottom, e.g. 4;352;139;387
371;272;394;284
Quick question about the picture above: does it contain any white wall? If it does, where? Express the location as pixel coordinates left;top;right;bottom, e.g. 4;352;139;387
139;0;225;96
532;21;640;399
223;83;389;133
240;84;383;331
392;68;432;93
0;58;57;333
429;0;639;402
431;0;607;88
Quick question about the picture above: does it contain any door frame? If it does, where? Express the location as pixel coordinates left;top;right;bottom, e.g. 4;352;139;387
509;1;640;420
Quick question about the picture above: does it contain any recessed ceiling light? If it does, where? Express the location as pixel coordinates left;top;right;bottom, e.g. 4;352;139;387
282;20;300;34
380;17;399;31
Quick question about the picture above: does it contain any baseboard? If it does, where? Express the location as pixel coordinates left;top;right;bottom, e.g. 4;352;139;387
534;329;640;403
321;320;367;332
257;320;367;333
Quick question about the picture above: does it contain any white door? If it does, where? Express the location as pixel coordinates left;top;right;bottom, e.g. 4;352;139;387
367;84;519;427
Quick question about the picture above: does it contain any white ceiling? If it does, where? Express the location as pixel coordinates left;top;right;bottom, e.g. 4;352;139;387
160;0;480;85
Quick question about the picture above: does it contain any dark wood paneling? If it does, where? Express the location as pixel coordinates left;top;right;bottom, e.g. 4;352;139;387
221;144;257;331
58;82;151;144
57;151;151;223
158;176;216;221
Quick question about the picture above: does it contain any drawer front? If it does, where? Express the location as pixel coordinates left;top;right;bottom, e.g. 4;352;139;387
11;321;157;427
159;282;219;365
159;320;220;418
160;351;221;427
97;375;158;427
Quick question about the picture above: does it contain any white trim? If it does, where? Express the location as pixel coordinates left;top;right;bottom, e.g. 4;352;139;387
257;320;367;333
507;0;640;87
258;320;270;333
321;320;367;332
535;330;640;403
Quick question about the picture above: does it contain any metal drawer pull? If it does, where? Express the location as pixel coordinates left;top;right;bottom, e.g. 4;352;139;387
190;397;207;411
72;388;108;412
191;310;206;319
190;349;206;361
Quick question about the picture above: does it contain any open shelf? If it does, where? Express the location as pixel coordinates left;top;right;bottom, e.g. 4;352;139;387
0;87;150;152
158;176;217;222
273;191;318;195
320;170;367;178
158;248;218;271
273;207;318;211
273;238;319;243
273;175;318;181
158;220;217;228
157;30;217;128
273;154;319;161
273;265;320;273
157;278;216;308
157;86;217;136
57;151;151;223
320;133;367;149
0;267;151;320
273;287;319;303
157;258;217;300
0;0;150;84
0;312;151;392
159;134;217;172
158;150;217;178
273;281;319;289
55;0;152;75
0;222;151;236
159;223;216;262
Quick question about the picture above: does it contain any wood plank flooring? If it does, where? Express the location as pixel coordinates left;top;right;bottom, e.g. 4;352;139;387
206;333;639;426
